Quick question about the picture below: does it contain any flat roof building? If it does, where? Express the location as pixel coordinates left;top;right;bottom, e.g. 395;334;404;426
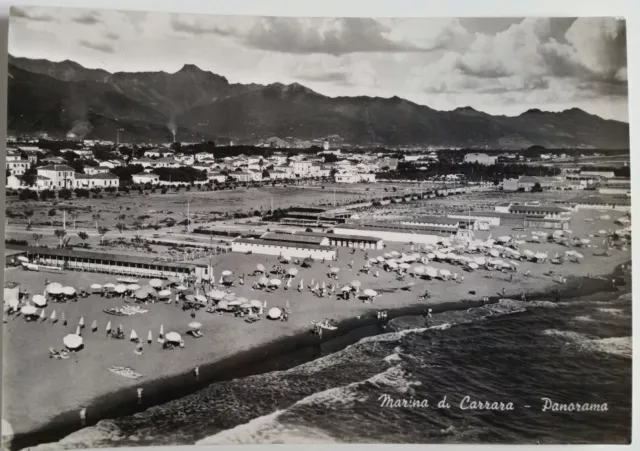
334;223;452;245
231;237;337;260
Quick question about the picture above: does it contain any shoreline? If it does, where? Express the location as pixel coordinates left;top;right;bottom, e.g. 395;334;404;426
8;262;629;451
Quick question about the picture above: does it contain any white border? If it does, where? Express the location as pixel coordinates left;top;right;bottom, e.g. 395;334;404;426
0;1;636;451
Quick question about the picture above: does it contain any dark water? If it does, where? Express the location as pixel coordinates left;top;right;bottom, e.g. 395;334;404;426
30;289;631;448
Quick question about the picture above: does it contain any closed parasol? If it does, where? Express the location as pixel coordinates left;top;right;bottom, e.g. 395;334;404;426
165;332;181;343
267;307;282;319
149;279;163;288
32;294;47;307
63;334;83;349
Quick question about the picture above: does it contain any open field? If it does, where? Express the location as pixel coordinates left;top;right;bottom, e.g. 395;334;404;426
2;199;631;437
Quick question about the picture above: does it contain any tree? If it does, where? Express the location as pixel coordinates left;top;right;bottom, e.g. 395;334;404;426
54;229;67;248
92;213;101;230
22;167;38;187
58;188;72;200
97;226;109;244
531;182;543;193
115;222;126;236
24;209;34;227
48;208;56;228
32;233;42;247
77;231;89;247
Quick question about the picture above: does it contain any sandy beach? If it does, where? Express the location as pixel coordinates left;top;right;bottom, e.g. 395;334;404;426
1;205;631;447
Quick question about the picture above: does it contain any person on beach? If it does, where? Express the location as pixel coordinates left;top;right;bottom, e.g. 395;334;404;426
521;292;526;302
194;366;200;380
137;388;143;405
525;269;531;277
79;408;87;426
483;296;489;304
510;273;514;282
502;287;506;296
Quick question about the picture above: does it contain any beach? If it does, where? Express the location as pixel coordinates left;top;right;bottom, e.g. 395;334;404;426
1;206;631;449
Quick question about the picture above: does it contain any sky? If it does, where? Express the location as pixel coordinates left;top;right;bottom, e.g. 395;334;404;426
8;6;629;122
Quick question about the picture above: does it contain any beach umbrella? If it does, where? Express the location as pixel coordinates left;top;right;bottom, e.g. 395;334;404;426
194;294;207;304
256;264;266;273
50;310;57;322
217;300;229;311
240;303;252;310
90;284;102;291
350;280;362;288
223;294;236;302
425;267;438;279
250;299;263;309
222;275;234;284
103;283;116;289
185;295;196;302
369;258;377;265
46;283;63;295
165;332;181;343
188;322;202;330
221;270;233;277
413;266;425;275
399;263;411;269
427;253;436;260
236;296;249;304
158;289;172;298
268;307;282;319
500;262;511;269
439;269;451;279
383;253;392;259
363;289;377;298
130;329;138;341
580;238;591;244
62;286;76;296
176;285;187;291
115;284;127;294
135;289;148;300
376;256;385;262
281;254;292;262
489;249;500;258
128;284;141;291
270;279;282;287
468;262;479;270
535;252;547;261
341;286;352;292
229;300;243;307
258;276;269;286
167;277;181;285
63;334;83;350
17;255;28;262
149;279;163;288
288;267;298;276
390;251;401;258
208;290;225;301
32;294;47;307
330;267;340;274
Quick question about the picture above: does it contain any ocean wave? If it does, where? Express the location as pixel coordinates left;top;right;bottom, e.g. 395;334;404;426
597;308;626;316
573;315;594;322
197;365;418;445
542;329;631;359
25;420;124;451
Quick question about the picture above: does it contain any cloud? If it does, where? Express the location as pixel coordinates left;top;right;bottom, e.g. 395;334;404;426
11;6;55;22
79;39;115;53
73;13;101;25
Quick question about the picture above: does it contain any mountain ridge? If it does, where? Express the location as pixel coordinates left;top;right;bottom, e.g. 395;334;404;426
7;55;630;148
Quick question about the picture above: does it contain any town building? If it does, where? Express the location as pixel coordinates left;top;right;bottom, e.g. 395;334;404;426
6;156;31;176
463;153;497;165
132;173;160;184
400;215;460;231
566;196;631;212
74;173;120;189
508;204;570;219
333;223;453;245
36;165;75;189
207;172;227;184
580;170;616;179
84;167;112;175
335;173;376;183
295;231;384;250
523;217;569;230
72;149;95;159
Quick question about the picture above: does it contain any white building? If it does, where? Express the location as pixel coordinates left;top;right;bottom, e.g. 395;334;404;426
580;170;616;179
74;173;120;189
231;237;337;260
335;173;376;183
6;157;31;176
37;165;75;189
334;224;450;245
292;161;313;177
72;149;94;159
463;153;497;165
207;172;227;183
194;152;212;161
84;166;112;175
132;173;160;184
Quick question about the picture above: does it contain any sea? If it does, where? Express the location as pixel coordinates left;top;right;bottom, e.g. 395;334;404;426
26;289;632;449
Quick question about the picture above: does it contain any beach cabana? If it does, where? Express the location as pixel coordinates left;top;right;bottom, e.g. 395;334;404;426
63;334;83;350
32;294;47;307
267;307;282;320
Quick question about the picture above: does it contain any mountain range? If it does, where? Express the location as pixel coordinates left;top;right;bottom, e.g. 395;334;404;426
7;55;630;149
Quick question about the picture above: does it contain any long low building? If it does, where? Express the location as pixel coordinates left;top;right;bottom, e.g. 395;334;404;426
400;215;460;230
333;223;452;244
7;245;210;280
566;196;631;211
231;237;337;260
448;211;528;227
293;231;384;250
524;217;569;230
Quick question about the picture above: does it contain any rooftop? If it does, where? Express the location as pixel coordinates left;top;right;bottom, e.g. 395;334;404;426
295;231;383;243
407;215;460;226
510;205;569;213
340;223;453;236
75;173;119;180
261;232;328;245
38;164;75;171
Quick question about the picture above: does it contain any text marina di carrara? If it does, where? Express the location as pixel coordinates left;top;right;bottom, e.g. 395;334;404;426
378;395;609;412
